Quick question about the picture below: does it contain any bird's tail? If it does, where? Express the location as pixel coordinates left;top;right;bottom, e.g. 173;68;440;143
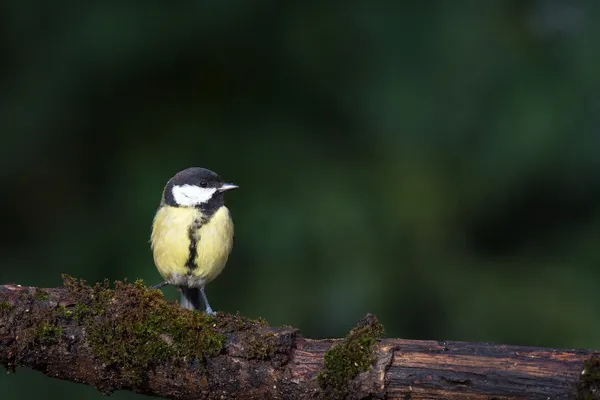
179;286;202;310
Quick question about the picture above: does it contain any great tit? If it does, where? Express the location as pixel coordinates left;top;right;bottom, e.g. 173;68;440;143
150;167;238;314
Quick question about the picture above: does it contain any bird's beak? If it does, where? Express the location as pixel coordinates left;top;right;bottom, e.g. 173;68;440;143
218;183;239;193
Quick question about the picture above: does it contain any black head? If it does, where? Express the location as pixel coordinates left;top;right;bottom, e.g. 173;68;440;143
162;167;238;213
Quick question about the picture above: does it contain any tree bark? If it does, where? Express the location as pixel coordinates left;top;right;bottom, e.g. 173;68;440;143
0;281;598;400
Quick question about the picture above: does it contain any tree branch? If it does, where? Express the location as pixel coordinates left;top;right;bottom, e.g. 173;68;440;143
0;278;598;399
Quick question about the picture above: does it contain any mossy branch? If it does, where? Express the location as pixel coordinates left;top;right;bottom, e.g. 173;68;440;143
0;277;598;400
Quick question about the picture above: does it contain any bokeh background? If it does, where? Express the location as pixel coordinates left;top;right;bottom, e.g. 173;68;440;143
2;1;600;398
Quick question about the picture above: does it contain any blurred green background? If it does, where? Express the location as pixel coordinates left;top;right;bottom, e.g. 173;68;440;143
2;1;600;398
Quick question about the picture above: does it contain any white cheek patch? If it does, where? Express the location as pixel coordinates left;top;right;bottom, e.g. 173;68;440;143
172;184;216;206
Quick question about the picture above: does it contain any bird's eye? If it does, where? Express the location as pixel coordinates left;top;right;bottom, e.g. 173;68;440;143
200;181;208;188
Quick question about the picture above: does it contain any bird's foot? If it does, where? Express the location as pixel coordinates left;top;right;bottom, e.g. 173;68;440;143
204;306;216;316
152;281;169;289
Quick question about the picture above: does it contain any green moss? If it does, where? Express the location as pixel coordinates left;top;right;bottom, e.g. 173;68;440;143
62;274;88;293
58;305;73;319
245;331;277;359
318;314;384;398
35;322;63;344
215;311;268;333
62;275;225;383
0;301;12;319
210;312;276;359
3;291;65;354
72;304;91;322
34;289;50;301
577;356;600;400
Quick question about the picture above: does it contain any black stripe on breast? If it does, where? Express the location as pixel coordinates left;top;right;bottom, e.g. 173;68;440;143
185;215;208;275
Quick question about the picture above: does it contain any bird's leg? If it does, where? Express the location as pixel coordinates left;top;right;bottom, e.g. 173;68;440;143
152;281;169;289
200;287;216;316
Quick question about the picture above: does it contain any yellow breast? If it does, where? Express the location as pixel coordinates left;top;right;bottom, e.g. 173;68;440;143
151;205;234;286
191;206;234;282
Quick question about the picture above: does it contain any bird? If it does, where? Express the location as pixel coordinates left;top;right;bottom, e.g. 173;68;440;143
150;167;238;314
